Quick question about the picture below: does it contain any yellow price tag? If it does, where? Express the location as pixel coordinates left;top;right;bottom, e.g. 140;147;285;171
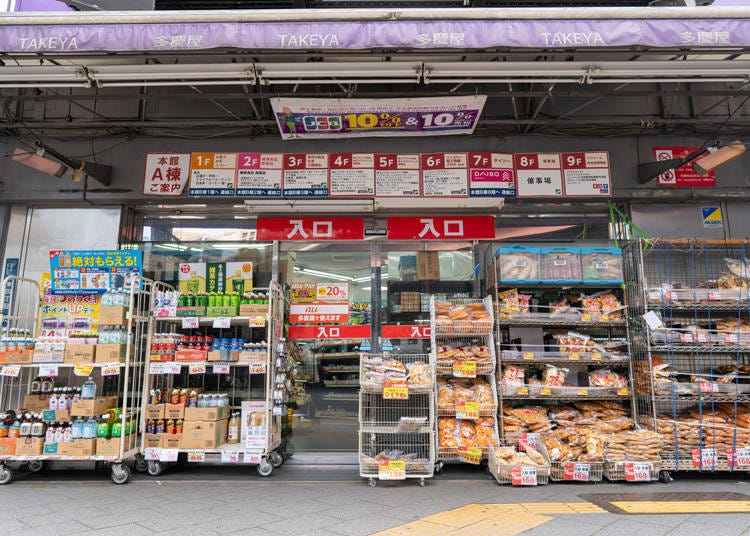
600;314;611;322
383;380;409;400
187;451;205;463
378;459;405;480
591;353;602;360
576;388;588;396
452;361;477;378
248;315;266;328
539;387;552;396
581;313;592;322
617;387;629;396
522;352;534;360
517;386;529;395
464;447;482;465
455;401;480;420
74;364;94;377
568;353;580;360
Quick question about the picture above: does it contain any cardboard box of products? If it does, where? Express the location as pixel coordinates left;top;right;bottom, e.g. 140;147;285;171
2;350;33;364
238;351;266;363
32;351;64;364
176;306;206;317
165;404;185;420
416;251;440;280
0;437;16;455
95;343;127;363
96;437;121;458
180;419;228;449
206;306;238;317
145;404;165;420
58;438;96;457
99;306;128;326
184;405;228;422
43;442;58;454
175;350;206;362
64;344;96;364
239;304;268;316
149;353;174;362
15;437;44;456
23;394;51;411
42;409;70;422
144;434;162;449
207;350;239;362
71;396;118;417
162;433;182;449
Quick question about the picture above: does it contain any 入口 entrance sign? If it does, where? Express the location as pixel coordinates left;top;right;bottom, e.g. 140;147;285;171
256;217;365;241
387;216;495;240
288;325;372;339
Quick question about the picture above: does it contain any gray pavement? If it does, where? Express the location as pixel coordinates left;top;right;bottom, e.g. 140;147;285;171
1;464;749;535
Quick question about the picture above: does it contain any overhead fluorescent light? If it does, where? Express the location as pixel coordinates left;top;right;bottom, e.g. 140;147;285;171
353;274;389;283
162;215;205;220
88;63;256;87
244;199;374;214
293;267;353;282
255;62;422;85
212;243;269;250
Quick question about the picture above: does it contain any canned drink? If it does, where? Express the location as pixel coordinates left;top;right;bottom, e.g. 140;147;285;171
155;419;165;434
166;420;176;435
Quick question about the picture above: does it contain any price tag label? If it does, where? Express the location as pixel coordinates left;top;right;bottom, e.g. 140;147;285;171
455;401;480;420
221;451;240;464
522;352;534;360
38;363;58;377
625;461;651;481
187;451;205;463
159;448;179;462
464;447;482;465
708;290;722;301
182;317;199;329
563;462;591;481
144;447;160;461
213;317;231;329
725;333;739;344
248;315;266;328
383;380;409;400
73;364;94;377
576;388;588;396
568;353;580;360
149;362;165;375
378;460;406;480
244;451;262;464
518;433;540;451
189;362;206;375
616;387;629;396
248;362;266;375
539;387;552;396
452;360;477;378
511;465;537;486
726;447;750;467
697;332;708;343
692;448;718;468
1;365;20;378
581;313;592;322
591;353;602;361
100;362;120;376
699;381;715;393
212;362;230;375
680;332;695;344
163;363;181;375
516;386;529;395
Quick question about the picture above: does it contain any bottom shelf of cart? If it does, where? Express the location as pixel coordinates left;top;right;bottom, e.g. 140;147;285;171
549;461;604;482
144;442;281;464
604;460;660;481
660;457;750;472
359;460;434;480
0;448;140;463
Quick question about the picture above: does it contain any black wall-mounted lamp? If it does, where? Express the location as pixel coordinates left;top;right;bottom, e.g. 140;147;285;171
637;140;748;185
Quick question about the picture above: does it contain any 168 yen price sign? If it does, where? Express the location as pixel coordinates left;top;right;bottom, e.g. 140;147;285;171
511;465;538;486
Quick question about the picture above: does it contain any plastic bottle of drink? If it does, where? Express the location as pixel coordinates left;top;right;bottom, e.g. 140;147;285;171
19;413;32;437
111;418;122;438
71;417;83;440
49;388;59;410
31;414;45;438
83;417;97;439
55;422;65;443
227;411;240;444
62;423;72;443
45;422;56;444
96;414;111;439
81;377;97;399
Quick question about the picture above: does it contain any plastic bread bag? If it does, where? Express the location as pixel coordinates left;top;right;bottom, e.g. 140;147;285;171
543;365;568;387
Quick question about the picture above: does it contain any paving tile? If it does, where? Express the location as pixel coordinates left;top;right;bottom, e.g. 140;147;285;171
194;510;283;532
591;519;674;536
79;509;164;531
665;521;745;536
321;500;395;521
258;512;341;536
85;523;156;536
327;512;417;536
515;518;604;536
683;514;750;532
14;520;92;536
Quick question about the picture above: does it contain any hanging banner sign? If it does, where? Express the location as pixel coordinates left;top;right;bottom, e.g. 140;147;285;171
288;325;371;339
381;325;431;339
468;152;516;197
256;217;365;241
143;152;191;196
652;146;716;187
421;153;469;197
49;250;142;295
272;96;486;139
236;153;283;197
290;282;316;303
282;153;329;197
315;283;349;304
561;152;612;197
188;152;237;196
289;303;349;324
329;153;375;197
515;153;564;198
387;216;495;240
374;153;421;197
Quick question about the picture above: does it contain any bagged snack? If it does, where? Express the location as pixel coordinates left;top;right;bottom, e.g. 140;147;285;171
543;365;568;387
540;247;582;283
502;365;525;388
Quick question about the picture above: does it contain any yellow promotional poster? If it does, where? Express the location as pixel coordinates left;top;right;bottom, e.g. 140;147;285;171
225;262;253;293
290;282;316;303
178;263;207;293
39;273;101;337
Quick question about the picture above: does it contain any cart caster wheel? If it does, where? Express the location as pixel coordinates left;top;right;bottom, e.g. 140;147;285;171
111;464;130;485
27;460;44;473
419;479;426;487
369;478;377;487
269;451;284;468
147;461;163;477
134;455;148;473
659;470;673;483
257;458;273;477
0;465;14;485
435;462;445;475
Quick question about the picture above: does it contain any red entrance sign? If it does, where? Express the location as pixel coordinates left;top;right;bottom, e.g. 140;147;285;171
387;216;495;240
256;217;365;241
288;325;372;339
381;325;431;339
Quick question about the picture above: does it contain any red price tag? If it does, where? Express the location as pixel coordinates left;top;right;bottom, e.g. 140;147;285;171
563;462;590;481
699;381;715;393
456;401;479;420
518;433;540;451
625;462;651;481
511;465;537;486
726;447;750;467
187;451;205;463
680;332;694;344
692;448;718;468
188;362;206;375
100;363;120;377
182;317;199;329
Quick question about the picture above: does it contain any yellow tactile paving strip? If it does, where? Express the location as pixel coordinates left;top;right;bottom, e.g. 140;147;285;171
611;500;750;514
371;503;607;536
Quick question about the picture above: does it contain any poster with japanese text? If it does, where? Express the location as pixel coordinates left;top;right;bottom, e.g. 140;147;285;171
374;154;421;197
421;153;469;197
143;153;191;196
236;152;283;197
329;153;375;196
468;152;516;197
39;272;102;337
188;152;238;196
282;153;329;197
49;250;142;296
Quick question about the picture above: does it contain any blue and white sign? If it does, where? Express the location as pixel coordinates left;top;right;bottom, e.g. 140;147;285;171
359;338;371;352
702;206;723;228
49;250;142;295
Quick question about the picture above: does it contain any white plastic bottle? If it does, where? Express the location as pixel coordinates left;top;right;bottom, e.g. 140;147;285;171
81;377;97;399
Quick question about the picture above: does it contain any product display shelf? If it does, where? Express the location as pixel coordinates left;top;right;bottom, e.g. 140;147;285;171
549;461;604;483
630;239;750;479
358;353;435;487
500;349;630;365
140;280;286;478
488;443;551;486
431;296;500;469
0;276;152;485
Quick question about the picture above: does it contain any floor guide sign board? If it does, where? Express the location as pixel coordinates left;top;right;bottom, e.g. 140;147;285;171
154;150;611;200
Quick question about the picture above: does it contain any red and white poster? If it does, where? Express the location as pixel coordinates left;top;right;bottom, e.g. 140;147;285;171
329;153;375;197
188;152;238;196
374;154;421;197
289;303;349;324
387;216;495;240
468;152;516;197
256;217;365;241
421;153;468;197
652;146;716;187
236;152;283;197
514;153;563;198
143;153;191;196
381;325;431;339
561;152;612;197
282;153;329;197
288;325;371;339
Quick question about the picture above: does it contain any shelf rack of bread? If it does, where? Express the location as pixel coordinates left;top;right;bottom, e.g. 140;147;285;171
633;239;750;476
488;443;551;486
140;281;286;478
359;353;435;486
431;296;500;466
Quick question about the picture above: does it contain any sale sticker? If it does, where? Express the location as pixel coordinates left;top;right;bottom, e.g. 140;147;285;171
616;387;629;396
591;353;602;360
148;362;165;375
568;353;580;360
189;362;206;375
221;451;240;464
144;448;160;461
383;380;409;400
523;352;534;360
213;317;231;329
248;362;266;375
38;363;58;377
726;447;750;467
73;364;94;377
518;433;541;451
625;461;652;481
692;448;718;468
563;462;590;481
316;282;349;303
100;362;120;376
452;361;477;378
187;451;205;463
213;362;231;375
464;447;482;465
162;363;181;375
539;387;552;396
576;388;589;396
249;315;266;328
455;401;480;420
378;459;406;480
511;465;538;486
516;386;529;395
182;317;200;329
581;313;592;322
1;365;20;378
159;448;179;462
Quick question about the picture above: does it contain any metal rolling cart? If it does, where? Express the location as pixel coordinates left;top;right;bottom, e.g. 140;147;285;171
430;296;500;471
141;280;286;477
359;352;435;487
629;239;750;480
0;276;151;485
